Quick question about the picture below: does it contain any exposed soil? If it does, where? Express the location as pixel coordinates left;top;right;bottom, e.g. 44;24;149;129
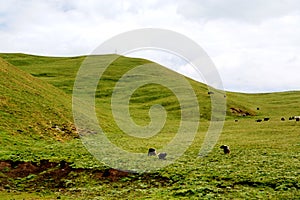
0;159;132;179
0;159;174;194
230;107;255;116
0;160;132;191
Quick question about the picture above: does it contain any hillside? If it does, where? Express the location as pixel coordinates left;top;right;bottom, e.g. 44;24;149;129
0;53;299;199
0;57;76;140
1;53;299;142
226;91;300;118
0;53;257;120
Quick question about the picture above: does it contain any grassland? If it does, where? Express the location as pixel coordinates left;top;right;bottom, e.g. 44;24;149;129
0;53;299;199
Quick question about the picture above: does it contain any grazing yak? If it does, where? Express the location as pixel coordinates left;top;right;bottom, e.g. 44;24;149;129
148;148;167;159
264;117;270;121
158;152;167;160
289;116;295;120
148;148;157;156
220;145;230;154
256;119;262;122
289;116;299;121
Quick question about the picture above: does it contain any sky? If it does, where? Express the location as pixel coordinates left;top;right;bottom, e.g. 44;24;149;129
0;0;300;93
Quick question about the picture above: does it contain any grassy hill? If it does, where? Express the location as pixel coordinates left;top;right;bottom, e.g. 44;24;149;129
0;53;256;119
0;53;299;199
226;90;300;118
0;57;76;139
1;53;299;120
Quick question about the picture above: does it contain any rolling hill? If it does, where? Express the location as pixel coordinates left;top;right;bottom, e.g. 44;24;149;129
0;53;299;199
0;53;258;120
1;53;299;120
1;53;299;153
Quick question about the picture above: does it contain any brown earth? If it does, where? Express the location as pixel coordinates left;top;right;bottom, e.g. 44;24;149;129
0;159;131;191
0;160;131;179
0;159;174;195
230;107;255;116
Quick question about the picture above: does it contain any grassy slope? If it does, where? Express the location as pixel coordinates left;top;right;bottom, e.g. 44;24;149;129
0;57;75;138
0;53;299;199
1;53;299;120
227;91;300;118
0;53;248;152
0;57;98;167
0;53;255;118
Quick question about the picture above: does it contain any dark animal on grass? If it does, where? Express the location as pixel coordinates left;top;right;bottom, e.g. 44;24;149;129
281;117;285;121
264;118;270;121
148;148;157;156
220;145;230;154
256;119;262;122
158;152;167;160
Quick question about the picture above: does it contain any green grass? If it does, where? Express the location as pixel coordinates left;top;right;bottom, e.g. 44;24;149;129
0;53;299;199
0;57;76;140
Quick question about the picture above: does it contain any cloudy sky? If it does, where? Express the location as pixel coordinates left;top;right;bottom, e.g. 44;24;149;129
0;0;300;93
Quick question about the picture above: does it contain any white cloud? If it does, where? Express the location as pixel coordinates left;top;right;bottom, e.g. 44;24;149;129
0;0;299;92
177;0;300;23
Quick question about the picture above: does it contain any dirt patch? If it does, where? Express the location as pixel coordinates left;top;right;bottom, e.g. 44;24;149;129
102;168;130;181
0;161;11;170
0;160;173;192
230;107;255;116
45;123;80;141
0;160;131;182
7;162;39;178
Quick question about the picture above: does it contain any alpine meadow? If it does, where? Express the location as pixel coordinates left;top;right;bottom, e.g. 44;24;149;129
0;53;299;199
